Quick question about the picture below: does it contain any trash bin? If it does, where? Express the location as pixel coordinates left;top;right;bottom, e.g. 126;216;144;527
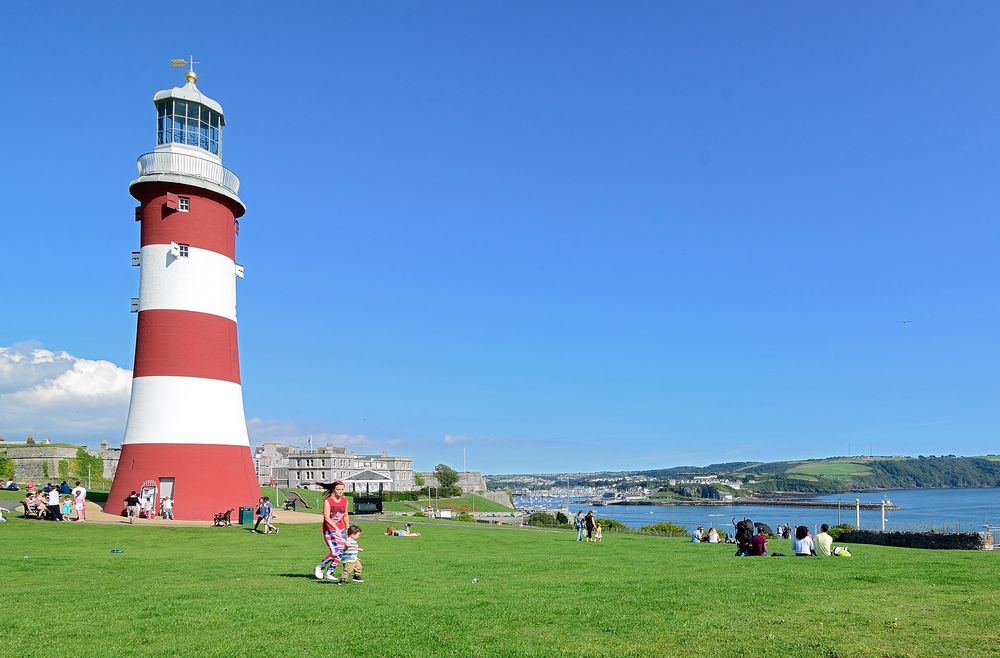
239;506;255;525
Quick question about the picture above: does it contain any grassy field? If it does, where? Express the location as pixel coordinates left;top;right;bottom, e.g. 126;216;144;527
788;460;875;478
248;488;511;515
5;513;1000;657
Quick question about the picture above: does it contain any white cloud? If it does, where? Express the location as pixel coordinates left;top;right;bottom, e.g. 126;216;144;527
246;417;371;449
0;344;131;440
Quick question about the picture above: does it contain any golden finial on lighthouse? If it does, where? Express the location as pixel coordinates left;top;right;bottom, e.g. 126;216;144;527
170;56;201;84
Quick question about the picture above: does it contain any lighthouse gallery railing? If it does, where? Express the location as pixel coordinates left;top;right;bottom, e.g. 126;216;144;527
136;151;240;195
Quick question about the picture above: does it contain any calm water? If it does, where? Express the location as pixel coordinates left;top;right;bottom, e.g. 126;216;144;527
514;487;1000;534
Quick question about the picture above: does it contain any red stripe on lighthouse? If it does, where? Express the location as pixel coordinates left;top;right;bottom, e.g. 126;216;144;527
135;183;239;260
105;442;260;521
133;309;241;383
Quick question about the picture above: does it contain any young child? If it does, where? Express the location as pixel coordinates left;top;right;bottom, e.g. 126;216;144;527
61;495;73;521
594;522;603;543
339;525;364;583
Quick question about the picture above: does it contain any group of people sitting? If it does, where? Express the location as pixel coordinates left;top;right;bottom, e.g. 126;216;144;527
21;481;87;521
739;523;839;557
691;526;723;543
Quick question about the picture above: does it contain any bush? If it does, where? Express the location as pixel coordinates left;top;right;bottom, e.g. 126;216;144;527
555;511;569;525
639;521;689;536
527;512;560;527
829;523;854;541
0;453;13;480
412;511;427;518
456;512;475;522
597;517;629;533
382;491;420;502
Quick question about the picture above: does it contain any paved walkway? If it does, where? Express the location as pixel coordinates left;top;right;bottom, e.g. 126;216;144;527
67;503;320;527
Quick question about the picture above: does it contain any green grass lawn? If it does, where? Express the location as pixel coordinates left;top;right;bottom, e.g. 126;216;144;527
251;488;511;515
4;513;1000;657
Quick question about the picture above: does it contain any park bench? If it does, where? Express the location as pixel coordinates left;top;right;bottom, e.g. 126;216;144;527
21;501;45;520
213;509;233;527
282;491;310;511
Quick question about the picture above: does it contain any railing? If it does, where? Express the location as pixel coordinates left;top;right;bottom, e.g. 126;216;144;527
136;151;240;195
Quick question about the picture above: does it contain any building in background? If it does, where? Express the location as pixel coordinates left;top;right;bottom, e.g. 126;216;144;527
285;444;414;492
252;442;291;486
419;470;487;494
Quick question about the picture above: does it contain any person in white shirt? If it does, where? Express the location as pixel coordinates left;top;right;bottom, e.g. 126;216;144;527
793;525;815;556
47;487;62;521
161;496;174;520
71;481;87;522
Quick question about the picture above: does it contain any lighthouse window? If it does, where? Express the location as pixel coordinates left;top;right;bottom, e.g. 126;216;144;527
178;243;190;258
156;100;222;155
178;197;190;212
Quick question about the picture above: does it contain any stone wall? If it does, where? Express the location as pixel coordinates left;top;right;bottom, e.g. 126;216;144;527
482;489;514;508
1;444;120;482
841;529;994;551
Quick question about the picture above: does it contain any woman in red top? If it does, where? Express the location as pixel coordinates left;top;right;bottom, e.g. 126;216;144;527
315;480;350;580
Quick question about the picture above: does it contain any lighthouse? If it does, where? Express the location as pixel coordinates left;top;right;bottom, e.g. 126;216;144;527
106;64;260;520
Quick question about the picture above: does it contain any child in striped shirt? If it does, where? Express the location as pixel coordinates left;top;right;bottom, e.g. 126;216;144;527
339;525;364;584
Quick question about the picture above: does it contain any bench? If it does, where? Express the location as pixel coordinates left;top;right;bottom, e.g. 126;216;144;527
213;509;233;527
21;501;45;520
281;491;310;511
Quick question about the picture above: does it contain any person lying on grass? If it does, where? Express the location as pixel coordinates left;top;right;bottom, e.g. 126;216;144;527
385;524;421;537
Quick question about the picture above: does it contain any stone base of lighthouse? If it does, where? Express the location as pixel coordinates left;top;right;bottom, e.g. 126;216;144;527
105;443;261;520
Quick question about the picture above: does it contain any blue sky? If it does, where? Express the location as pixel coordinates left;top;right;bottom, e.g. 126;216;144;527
2;3;999;473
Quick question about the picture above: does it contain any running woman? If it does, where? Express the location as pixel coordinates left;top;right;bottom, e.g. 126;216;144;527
314;480;350;581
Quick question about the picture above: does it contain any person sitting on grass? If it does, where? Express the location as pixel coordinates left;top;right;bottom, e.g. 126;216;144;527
691;526;704;543
793;525;815;556
707;527;720;543
815;523;833;556
751;526;768;556
339;525;364;584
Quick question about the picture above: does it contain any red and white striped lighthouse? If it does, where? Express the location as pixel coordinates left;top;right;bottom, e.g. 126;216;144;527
106;64;260;520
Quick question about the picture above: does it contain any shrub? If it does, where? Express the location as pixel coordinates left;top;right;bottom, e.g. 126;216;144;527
382;491;420;502
412;511;427;518
639;521;689;536
555;511;569;525
527;512;560;527
829;523;854;541
0;453;13;480
597;517;629;533
456;512;475;523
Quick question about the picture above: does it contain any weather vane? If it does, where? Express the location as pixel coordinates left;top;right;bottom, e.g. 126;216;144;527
170;56;201;83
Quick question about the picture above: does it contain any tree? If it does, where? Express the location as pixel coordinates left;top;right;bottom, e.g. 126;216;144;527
414;472;425;487
434;464;460;488
0;453;13;480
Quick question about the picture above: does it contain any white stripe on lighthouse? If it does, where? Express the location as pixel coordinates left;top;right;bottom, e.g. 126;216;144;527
123;376;250;446
138;244;237;322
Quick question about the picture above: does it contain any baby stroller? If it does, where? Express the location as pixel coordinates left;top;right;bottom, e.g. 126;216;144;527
733;517;755;556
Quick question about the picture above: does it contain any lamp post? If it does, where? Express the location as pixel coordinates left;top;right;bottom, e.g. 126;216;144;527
856;498;861;529
881;499;886;531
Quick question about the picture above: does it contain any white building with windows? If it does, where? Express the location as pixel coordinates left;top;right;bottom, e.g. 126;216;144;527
285;444;414;492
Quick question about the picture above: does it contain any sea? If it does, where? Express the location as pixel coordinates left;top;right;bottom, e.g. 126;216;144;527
513;487;1000;536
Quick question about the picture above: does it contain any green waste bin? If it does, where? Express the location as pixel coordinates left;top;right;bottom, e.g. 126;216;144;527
239;506;254;525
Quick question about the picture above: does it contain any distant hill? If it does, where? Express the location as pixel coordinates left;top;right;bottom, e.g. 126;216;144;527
489;455;1000;494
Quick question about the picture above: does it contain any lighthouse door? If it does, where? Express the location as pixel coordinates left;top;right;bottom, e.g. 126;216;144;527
159;477;175;500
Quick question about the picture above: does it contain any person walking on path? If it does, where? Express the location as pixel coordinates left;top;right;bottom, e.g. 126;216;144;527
314;481;350;581
252;497;266;533
124;491;141;524
71;481;87;522
575;510;585;542
584;510;596;542
260;497;276;534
